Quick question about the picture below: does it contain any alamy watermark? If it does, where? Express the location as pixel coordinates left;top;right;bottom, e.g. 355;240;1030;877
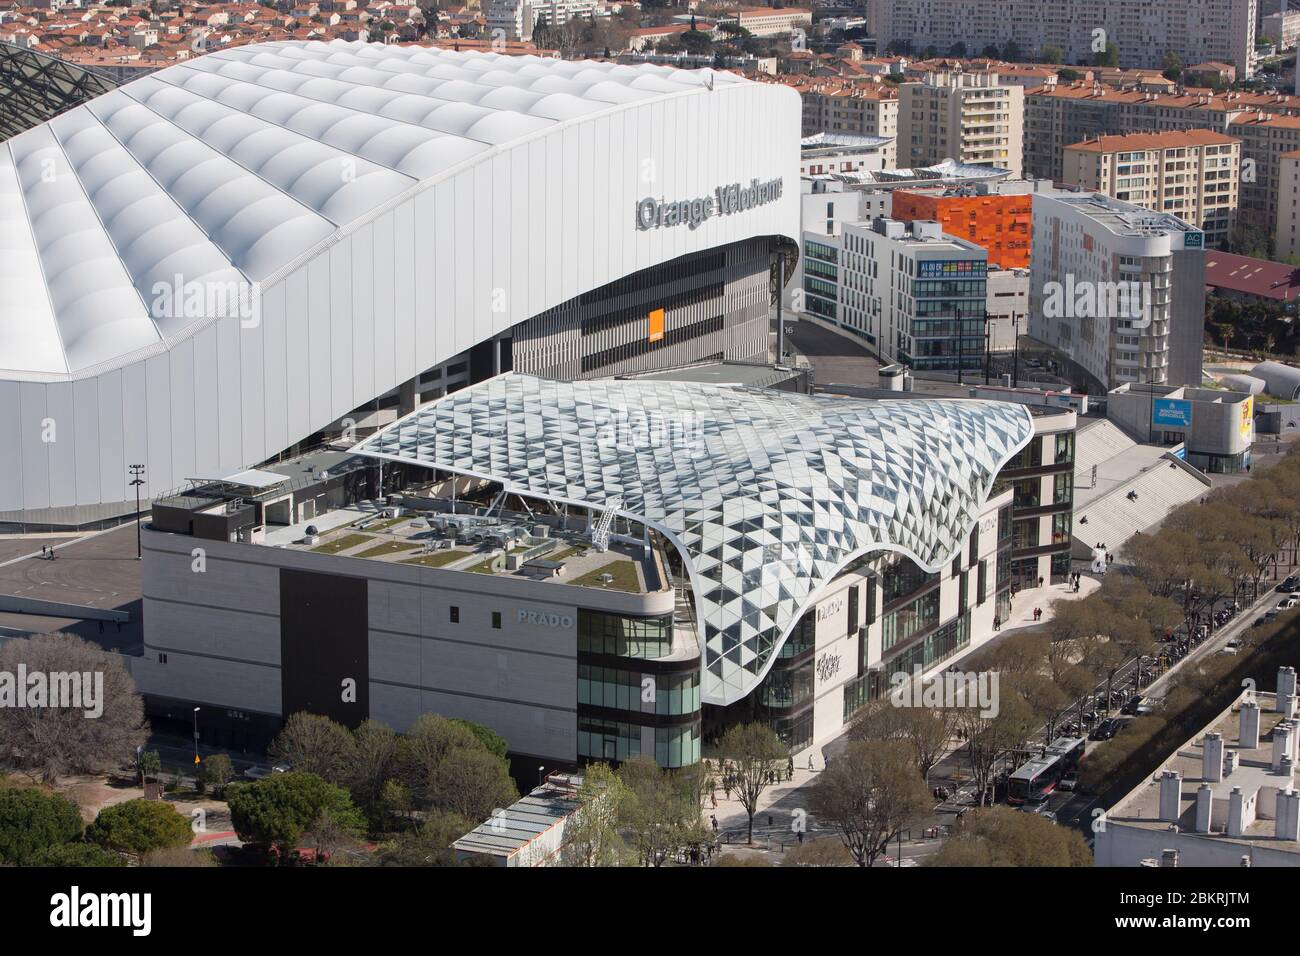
0;665;104;718
889;666;1000;718
150;274;261;329
593;406;705;451
1042;275;1153;329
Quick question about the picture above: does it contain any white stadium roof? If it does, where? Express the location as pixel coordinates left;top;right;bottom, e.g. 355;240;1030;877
0;40;750;378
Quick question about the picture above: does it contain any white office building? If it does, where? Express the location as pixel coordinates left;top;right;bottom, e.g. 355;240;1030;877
1028;192;1207;392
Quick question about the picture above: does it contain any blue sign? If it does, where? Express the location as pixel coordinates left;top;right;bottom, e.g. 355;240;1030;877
1182;231;1204;249
1152;398;1193;428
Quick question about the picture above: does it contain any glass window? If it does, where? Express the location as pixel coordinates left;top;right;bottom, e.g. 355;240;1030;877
1054;472;1073;505
881;589;940;652
1054;431;1075;465
578;611;673;659
882;559;938;604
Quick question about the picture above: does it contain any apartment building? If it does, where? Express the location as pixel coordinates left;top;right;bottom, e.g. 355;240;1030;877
1276;150;1300;258
1023;83;1282;181
717;6;812;38
485;0;597;40
806;217;989;372
484;0;533;40
1062;131;1242;248
868;0;1257;77
898;70;1024;177
1228;112;1300;235
1028;192;1207;392
1261;11;1300;50
788;78;900;168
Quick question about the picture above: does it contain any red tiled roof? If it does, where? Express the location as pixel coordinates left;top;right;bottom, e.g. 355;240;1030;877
1205;251;1300;302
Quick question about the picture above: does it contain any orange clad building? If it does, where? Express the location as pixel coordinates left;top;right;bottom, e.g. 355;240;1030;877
888;191;1031;269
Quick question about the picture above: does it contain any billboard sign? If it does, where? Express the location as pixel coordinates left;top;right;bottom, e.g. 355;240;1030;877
1152;398;1193;428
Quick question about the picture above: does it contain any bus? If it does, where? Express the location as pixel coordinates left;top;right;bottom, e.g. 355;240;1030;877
1007;737;1085;805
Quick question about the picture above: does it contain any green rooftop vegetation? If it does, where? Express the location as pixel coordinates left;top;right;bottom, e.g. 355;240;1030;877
310;533;374;555
400;550;471;569
569;559;642;593
355;541;422;559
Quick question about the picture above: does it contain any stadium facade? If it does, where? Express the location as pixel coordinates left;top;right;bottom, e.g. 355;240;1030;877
0;39;800;529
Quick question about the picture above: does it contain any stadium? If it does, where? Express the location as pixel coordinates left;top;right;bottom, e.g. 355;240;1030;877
0;39;801;529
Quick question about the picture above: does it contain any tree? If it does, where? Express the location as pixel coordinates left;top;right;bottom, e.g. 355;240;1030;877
811;740;930;867
0;786;84;865
958;694;1039;805
398;713;481;796
850;701;954;783
617;756;709;867
349;719;402;822
304;806;365;864
1094;41;1119;68
379;778;415;829
679;28;712;54
397;714;517;819
0;633;148;783
718;722;787;844
1058;68;1080;82
1002;40;1021;62
376;810;475;866
87;799;194;861
448;719;508;762
268;712;357;785
561;762;630;867
425;746;518;822
926;806;1092;866
947;41;966;57
199;753;234;797
782;838;855;866
138;749;161;787
226;771;363;860
1161;51;1183;82
1039;45;1062;64
29;842;125;867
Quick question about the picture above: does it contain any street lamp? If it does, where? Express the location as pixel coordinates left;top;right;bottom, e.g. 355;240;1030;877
128;464;146;560
192;707;201;768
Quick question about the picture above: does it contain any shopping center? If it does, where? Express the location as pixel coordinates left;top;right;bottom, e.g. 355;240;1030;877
137;372;1076;767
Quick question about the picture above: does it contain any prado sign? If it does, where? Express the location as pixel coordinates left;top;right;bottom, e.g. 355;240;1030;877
636;177;784;231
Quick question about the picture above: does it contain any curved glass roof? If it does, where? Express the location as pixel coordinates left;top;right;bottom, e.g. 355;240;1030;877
352;373;1035;706
0;40;749;377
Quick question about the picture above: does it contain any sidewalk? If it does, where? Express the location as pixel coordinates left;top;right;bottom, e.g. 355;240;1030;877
704;574;1105;844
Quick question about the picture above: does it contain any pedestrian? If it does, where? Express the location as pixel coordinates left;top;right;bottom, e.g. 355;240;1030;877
1038;576;1044;589
797;830;804;845
808;755;814;772
993;615;1001;632
711;792;717;809
711;814;718;832
787;756;794;779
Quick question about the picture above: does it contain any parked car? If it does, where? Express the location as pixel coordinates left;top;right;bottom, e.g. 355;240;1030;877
243;763;291;780
1219;639;1242;656
1121;695;1143;716
1091;717;1122;740
1059;773;1079;792
1279;597;1300;610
